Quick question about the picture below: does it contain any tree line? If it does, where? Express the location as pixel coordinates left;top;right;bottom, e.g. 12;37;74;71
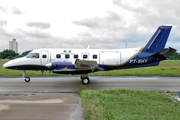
168;52;180;60
0;49;180;60
0;49;31;59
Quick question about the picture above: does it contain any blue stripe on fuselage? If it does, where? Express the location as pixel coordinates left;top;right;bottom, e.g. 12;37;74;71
6;64;49;70
98;52;165;71
5;53;165;74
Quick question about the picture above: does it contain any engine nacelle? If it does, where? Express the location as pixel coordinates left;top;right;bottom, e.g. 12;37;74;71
45;62;74;74
52;62;73;68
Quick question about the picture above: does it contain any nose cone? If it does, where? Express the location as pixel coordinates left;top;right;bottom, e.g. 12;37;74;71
3;62;10;69
3;63;7;68
3;58;22;69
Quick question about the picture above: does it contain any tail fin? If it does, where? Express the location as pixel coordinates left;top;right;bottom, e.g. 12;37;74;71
141;26;172;53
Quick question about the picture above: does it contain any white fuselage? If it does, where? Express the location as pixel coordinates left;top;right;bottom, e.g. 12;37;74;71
3;47;142;69
25;47;141;65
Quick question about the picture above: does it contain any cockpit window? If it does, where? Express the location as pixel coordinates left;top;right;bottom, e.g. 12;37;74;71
30;53;39;58
26;53;33;58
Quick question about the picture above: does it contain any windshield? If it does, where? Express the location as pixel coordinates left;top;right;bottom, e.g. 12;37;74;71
30;53;39;58
26;53;33;58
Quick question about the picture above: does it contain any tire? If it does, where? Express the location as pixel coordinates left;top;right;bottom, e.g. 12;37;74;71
82;77;90;85
25;77;30;82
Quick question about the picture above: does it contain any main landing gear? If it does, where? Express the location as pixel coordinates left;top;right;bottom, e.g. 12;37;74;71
22;70;30;82
81;74;90;85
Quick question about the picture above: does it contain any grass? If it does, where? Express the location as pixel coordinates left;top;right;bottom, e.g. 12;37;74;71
90;61;180;76
80;89;180;120
1;60;180;76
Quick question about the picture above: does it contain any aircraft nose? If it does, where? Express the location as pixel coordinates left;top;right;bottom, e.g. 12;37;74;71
3;60;15;69
3;58;23;69
3;62;9;68
3;63;7;68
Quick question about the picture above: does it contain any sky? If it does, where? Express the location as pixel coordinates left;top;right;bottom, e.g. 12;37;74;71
0;0;180;54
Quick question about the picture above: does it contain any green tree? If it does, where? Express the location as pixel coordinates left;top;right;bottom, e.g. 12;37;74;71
168;52;180;60
0;49;19;59
7;56;13;59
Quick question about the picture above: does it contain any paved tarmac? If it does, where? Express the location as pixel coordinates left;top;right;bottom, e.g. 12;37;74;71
0;76;180;120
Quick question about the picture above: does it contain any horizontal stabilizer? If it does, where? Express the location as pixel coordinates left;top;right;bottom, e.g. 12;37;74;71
150;47;176;58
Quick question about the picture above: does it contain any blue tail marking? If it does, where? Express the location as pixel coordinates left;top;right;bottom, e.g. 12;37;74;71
141;26;172;53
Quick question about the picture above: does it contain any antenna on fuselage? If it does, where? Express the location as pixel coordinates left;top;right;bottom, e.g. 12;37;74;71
86;45;90;49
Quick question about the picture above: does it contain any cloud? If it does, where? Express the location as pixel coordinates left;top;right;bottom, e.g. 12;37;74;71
73;12;121;29
1;0;180;53
12;7;23;15
112;0;180;27
0;28;13;51
72;0;180;51
0;6;23;15
0;6;6;13
0;28;12;39
26;22;51;29
72;11;147;45
0;20;7;27
73;12;125;39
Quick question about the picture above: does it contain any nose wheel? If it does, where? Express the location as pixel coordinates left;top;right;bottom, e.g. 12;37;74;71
81;74;90;85
24;77;30;82
22;70;31;82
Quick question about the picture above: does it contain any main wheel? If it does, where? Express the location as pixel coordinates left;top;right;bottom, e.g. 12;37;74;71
82;77;90;85
24;77;30;82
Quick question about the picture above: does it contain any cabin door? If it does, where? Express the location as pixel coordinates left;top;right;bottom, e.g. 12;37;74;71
41;50;49;65
99;51;121;65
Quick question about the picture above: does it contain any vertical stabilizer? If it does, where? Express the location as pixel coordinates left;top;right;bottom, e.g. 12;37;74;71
141;26;172;53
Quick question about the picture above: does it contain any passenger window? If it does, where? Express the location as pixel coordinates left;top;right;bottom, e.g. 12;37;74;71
30;53;39;58
42;54;47;58
93;55;97;59
65;54;69;59
74;54;78;59
83;54;88;59
56;54;61;58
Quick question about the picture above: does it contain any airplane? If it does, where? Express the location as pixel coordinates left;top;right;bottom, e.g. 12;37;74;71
3;25;176;85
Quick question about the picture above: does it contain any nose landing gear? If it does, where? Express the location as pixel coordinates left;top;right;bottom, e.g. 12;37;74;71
22;70;30;82
24;76;30;82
